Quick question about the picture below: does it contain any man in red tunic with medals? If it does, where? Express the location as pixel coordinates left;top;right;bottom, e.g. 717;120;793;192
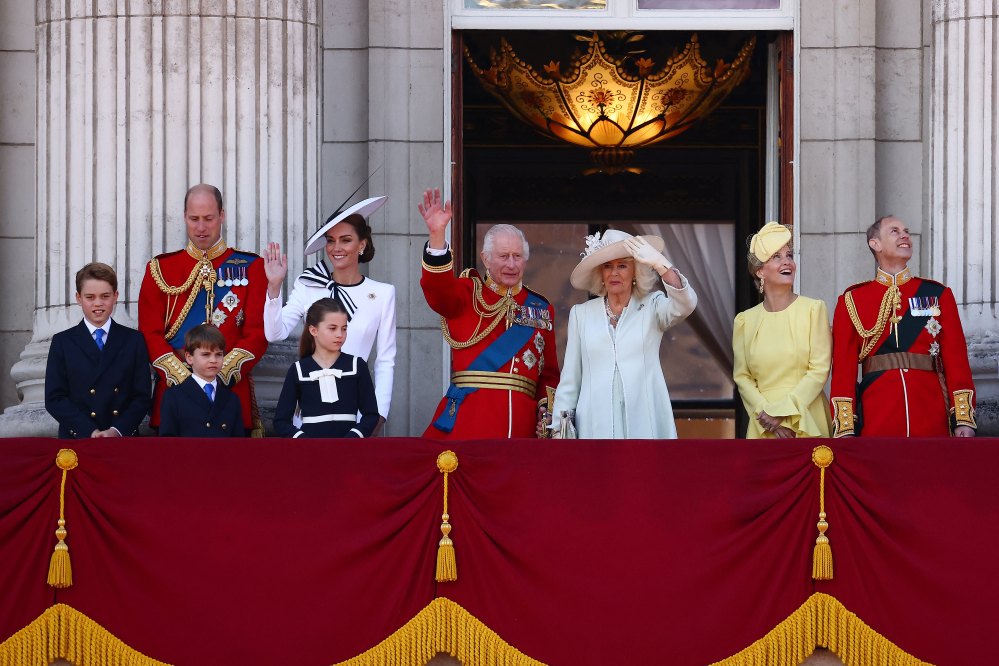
418;188;560;439
138;184;269;434
830;215;976;437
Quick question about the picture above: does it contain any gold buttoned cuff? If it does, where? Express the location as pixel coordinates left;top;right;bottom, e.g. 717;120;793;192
951;389;977;429
831;397;855;438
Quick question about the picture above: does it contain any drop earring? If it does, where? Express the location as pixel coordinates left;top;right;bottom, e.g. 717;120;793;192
758;276;765;294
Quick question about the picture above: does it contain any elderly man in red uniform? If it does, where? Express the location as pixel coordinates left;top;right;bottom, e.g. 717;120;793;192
139;184;268;435
830;215;976;437
418;188;560;439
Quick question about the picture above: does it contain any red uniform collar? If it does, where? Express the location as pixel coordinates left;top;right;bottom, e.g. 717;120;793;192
875;266;912;287
185;238;228;261
485;274;522;297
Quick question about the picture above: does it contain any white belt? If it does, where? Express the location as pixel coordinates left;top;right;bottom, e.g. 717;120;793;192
301;414;357;424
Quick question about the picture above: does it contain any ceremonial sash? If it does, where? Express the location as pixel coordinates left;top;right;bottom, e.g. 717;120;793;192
167;251;257;349
855;280;944;430
431;291;547;433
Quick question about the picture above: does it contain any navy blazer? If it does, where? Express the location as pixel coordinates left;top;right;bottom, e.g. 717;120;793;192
45;319;152;439
159;376;245;437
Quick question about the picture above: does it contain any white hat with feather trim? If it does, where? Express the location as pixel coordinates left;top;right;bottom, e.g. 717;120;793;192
569;229;665;290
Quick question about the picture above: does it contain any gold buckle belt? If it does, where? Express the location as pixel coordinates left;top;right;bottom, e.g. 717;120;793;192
451;371;536;397
862;352;936;375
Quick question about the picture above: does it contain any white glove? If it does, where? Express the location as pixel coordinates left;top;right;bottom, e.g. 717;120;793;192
624;236;672;273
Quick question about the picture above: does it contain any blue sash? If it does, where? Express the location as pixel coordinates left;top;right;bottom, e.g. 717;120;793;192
167;251;257;349
432;291;547;433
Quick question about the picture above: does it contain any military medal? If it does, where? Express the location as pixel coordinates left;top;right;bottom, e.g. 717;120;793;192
221;292;241;312
216;268;225;288
910;296;940;318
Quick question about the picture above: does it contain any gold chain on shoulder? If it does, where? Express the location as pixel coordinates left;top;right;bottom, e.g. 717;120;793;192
151;256;216;340
440;276;515;349
844;286;900;361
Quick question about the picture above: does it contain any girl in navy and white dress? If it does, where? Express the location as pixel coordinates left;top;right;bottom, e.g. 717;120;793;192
273;298;379;438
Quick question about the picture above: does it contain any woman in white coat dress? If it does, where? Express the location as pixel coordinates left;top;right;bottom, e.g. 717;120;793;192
264;197;397;434
550;229;697;439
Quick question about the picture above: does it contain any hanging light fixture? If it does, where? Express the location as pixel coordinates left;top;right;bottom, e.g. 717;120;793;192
465;33;756;171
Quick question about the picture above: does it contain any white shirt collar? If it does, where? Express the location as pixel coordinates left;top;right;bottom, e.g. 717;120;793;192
190;374;218;392
83;319;112;338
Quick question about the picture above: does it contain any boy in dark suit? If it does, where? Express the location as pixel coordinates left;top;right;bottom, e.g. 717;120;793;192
45;262;152;438
159;324;245;437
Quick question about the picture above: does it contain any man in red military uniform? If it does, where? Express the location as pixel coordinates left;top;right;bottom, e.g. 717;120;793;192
138;184;269;434
830;215;976;437
418;188;560;439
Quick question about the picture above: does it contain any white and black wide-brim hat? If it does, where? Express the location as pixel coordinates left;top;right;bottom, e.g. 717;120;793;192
303;196;387;255
569;229;665;290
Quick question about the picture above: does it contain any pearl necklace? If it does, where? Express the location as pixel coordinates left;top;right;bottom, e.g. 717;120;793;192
604;297;626;324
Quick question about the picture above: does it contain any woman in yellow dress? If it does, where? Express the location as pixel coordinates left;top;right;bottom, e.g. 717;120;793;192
733;222;832;438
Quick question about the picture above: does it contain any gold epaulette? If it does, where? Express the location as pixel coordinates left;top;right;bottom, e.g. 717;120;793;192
830;397;855;437
951;389;977;429
152;353;191;386
219;348;255;385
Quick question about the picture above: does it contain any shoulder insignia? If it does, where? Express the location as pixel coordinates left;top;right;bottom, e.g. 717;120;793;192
459;268;480;280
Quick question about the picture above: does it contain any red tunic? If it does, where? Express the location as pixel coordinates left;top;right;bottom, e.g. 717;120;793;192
138;241;268;430
421;251;560;439
830;267;976;437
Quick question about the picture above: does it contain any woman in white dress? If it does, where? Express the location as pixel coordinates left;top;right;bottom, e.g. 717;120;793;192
549;229;697;439
264;197;396;434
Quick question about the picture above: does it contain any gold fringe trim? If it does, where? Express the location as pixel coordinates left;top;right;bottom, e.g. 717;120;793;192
711;593;932;666
0;604;171;666
335;597;545;666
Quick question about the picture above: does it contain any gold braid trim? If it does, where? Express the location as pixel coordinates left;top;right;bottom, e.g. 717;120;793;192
422;257;454;273
710;593;930;666
218;348;255;386
334;597;544;666
951;389;977;429
0;604;170;666
844;287;901;361
149;257;216;340
441;275;516;350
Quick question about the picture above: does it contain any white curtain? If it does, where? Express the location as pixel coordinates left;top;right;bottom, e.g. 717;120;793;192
633;222;736;372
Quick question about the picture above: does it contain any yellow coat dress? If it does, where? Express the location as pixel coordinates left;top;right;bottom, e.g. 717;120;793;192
733;296;832;438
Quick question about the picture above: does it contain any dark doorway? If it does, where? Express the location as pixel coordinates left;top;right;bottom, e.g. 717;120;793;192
454;30;785;437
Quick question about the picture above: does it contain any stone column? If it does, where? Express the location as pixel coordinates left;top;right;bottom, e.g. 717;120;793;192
929;0;999;433
322;0;446;436
1;1;320;435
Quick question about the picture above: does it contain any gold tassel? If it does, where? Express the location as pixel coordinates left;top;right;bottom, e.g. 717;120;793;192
47;449;79;589
811;445;834;581
435;450;459;583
